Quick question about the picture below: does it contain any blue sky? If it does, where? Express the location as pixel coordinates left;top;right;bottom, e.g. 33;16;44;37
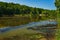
0;0;56;10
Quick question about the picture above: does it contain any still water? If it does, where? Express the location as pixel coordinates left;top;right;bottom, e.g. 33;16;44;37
0;20;57;33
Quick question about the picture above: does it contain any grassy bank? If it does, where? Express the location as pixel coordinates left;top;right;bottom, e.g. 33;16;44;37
0;27;44;40
0;15;49;28
0;16;31;27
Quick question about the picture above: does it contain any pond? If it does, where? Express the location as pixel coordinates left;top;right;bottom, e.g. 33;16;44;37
0;19;57;34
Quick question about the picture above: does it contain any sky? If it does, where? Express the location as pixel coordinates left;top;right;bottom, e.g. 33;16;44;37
0;0;56;10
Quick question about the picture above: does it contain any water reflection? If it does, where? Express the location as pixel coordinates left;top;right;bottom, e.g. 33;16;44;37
0;20;57;33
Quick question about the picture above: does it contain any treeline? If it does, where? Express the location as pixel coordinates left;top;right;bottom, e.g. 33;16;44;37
0;2;56;18
0;2;42;16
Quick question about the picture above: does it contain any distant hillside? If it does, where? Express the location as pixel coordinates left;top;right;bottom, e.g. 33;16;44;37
0;2;56;18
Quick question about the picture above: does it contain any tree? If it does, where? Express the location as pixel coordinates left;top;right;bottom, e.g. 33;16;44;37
55;0;60;12
55;0;60;18
55;0;60;9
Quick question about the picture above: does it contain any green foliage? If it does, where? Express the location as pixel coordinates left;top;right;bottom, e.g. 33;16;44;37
55;0;60;8
55;0;60;13
0;2;43;16
0;2;56;19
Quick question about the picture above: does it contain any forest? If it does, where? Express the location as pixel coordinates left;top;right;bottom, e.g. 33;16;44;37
0;2;56;18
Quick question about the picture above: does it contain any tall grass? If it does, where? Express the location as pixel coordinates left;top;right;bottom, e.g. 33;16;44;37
0;15;42;27
0;13;56;28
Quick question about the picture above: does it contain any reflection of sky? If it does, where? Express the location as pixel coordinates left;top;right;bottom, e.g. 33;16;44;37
26;20;57;27
0;0;56;10
0;20;57;33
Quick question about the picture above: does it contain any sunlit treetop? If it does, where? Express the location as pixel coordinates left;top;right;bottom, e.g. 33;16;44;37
55;0;60;9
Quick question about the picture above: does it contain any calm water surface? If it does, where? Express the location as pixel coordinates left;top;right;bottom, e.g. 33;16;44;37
0;20;57;33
